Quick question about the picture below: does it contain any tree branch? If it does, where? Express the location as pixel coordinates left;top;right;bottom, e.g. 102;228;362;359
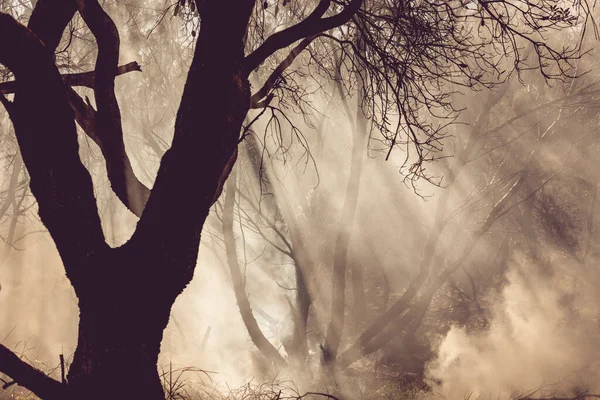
129;2;254;288
250;35;317;108
0;12;107;273
77;0;150;217
0;62;142;95
243;0;362;75
27;0;77;53
0;344;66;400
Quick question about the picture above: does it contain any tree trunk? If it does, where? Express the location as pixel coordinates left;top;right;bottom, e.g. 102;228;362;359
68;309;166;400
351;260;366;328
1;4;254;398
62;3;254;396
323;43;368;363
62;247;176;400
243;134;312;364
291;253;311;361
222;165;287;368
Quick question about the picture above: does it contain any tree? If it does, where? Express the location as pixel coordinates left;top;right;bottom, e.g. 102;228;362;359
0;0;588;398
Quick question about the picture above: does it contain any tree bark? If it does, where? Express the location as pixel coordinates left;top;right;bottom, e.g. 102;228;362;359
66;249;173;399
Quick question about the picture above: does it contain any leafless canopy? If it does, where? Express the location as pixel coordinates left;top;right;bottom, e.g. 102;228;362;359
244;0;590;183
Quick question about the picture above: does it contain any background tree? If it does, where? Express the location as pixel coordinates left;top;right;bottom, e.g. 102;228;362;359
212;25;600;399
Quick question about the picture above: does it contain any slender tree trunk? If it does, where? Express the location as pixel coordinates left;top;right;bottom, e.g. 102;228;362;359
379;266;390;313
351;261;366;328
518;184;549;273
350;112;369;329
222;165;287;368
243;134;312;364
323;44;368;363
5;186;25;250
288;246;311;362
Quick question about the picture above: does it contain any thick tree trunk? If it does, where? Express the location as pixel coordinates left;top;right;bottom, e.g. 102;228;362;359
68;311;166;399
62;3;254;394
61;247;175;400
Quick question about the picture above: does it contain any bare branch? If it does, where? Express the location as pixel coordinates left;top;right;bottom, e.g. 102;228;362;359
244;0;362;74
77;0;150;217
297;392;341;400
250;36;318;108
0;62;142;95
0;343;66;400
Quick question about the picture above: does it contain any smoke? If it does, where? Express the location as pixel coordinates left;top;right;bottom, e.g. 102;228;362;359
0;235;79;372
427;251;600;399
